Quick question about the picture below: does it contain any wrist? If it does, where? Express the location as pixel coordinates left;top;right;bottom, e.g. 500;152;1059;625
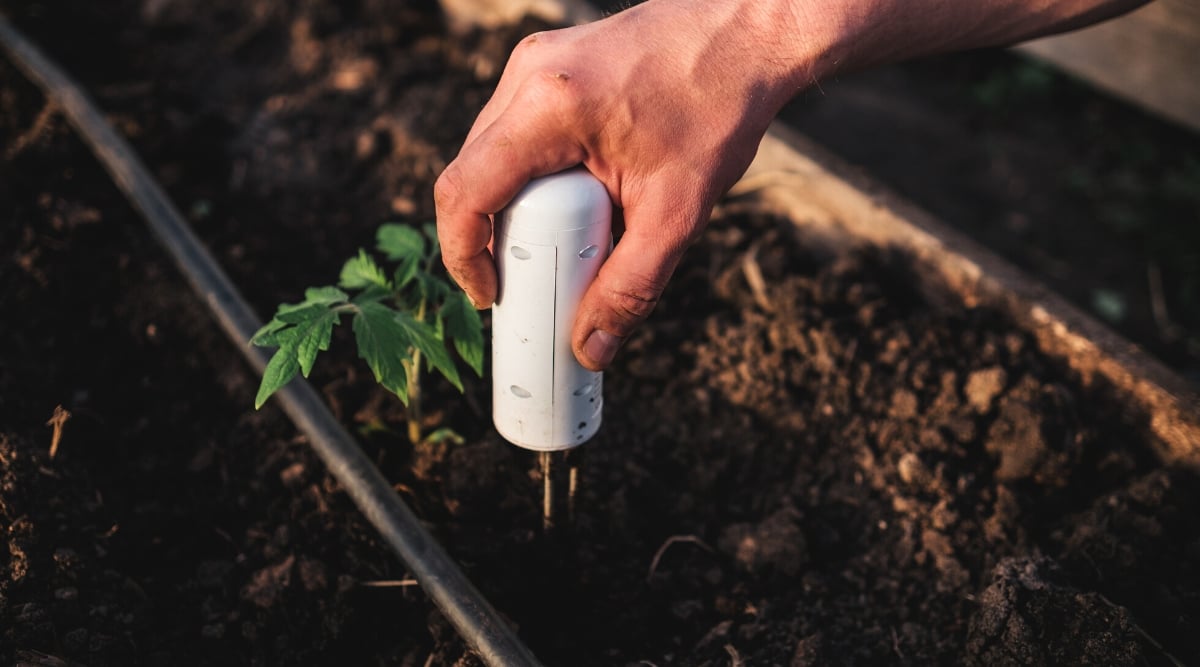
629;0;842;123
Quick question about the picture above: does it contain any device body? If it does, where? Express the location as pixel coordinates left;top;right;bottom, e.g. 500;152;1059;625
492;168;612;451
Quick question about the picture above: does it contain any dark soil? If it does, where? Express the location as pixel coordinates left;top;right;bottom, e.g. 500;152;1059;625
2;1;1198;666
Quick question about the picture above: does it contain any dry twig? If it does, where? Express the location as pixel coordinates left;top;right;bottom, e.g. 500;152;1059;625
646;534;715;582
6;101;57;160
724;644;744;667
358;578;419;588
741;243;774;312
45;404;70;459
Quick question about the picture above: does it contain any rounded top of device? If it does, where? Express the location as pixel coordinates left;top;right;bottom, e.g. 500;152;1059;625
501;167;610;233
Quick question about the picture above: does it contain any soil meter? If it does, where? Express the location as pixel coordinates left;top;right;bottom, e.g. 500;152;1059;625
492;167;612;450
492;168;611;530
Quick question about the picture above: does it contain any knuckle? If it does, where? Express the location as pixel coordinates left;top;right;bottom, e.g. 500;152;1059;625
607;281;661;326
509;31;549;67
515;31;542;50
433;165;465;211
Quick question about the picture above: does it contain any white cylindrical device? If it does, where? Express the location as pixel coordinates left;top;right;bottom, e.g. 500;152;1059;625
492;168;612;451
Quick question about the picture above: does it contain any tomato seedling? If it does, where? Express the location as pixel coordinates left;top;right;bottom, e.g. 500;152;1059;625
251;222;483;445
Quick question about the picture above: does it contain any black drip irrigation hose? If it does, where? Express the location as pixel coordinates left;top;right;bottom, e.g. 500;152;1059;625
0;15;542;667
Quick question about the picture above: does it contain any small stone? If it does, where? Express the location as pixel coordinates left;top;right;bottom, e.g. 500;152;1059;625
330;57;378;92
986;390;1048;482
889;389;919;419
354;131;376;159
718;504;807;576
279;462;306;488
390;196;417;216
965;366;1007;413
897;452;930;488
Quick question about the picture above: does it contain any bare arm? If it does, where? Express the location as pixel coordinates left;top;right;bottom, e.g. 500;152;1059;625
435;0;1147;370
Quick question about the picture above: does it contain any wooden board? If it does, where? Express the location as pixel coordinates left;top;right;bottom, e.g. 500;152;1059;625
1019;0;1200;131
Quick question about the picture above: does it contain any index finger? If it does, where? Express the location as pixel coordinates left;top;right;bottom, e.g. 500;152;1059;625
434;107;586;307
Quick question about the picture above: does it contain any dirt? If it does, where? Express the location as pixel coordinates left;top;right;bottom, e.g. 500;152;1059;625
2;1;1198;665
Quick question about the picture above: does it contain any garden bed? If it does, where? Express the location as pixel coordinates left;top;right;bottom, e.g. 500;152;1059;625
2;1;1197;665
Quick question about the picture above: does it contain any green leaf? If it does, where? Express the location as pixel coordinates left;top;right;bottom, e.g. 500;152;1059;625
352;284;393;306
422;427;465;446
339;249;390;289
393;309;462;391
294;309;340;377
415;270;451;305
250;318;290;347
393;255;420;290
441;291;484;376
276;303;331;324
377;224;426;261
253;287;346;348
352;302;411;403
255;345;301;409
303;286;349;305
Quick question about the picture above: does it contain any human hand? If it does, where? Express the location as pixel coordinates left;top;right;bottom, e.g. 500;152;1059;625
435;0;809;370
435;0;1142;371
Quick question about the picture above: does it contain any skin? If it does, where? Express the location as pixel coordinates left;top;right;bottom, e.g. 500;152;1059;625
435;0;1147;371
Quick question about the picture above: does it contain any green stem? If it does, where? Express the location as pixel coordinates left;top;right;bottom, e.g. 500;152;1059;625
405;296;429;447
406;350;422;446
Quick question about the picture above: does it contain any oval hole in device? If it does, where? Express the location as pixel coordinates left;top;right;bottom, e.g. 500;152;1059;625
578;245;600;259
510;385;532;398
572;383;593;396
510;246;532;260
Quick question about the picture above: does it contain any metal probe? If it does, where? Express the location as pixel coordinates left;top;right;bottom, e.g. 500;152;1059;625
490;169;612;531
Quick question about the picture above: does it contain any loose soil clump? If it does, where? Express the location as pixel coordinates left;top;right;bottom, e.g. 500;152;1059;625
2;1;1197;665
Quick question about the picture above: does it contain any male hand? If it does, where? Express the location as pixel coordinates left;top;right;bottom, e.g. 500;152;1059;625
435;0;805;370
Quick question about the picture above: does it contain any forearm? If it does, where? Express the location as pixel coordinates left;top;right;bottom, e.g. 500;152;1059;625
641;0;1148;129
781;0;1150;88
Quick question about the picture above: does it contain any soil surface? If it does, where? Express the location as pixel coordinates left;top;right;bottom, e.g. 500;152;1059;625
2;1;1198;666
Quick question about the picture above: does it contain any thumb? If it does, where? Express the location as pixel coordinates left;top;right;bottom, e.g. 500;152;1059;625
571;220;688;371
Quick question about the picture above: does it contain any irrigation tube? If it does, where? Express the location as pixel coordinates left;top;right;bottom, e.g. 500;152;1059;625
0;15;541;667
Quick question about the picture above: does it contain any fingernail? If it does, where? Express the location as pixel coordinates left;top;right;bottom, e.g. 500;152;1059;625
583;330;620;368
465;291;489;309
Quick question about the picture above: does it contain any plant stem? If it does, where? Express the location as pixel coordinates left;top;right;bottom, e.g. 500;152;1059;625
405;296;429;446
406;351;423;446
